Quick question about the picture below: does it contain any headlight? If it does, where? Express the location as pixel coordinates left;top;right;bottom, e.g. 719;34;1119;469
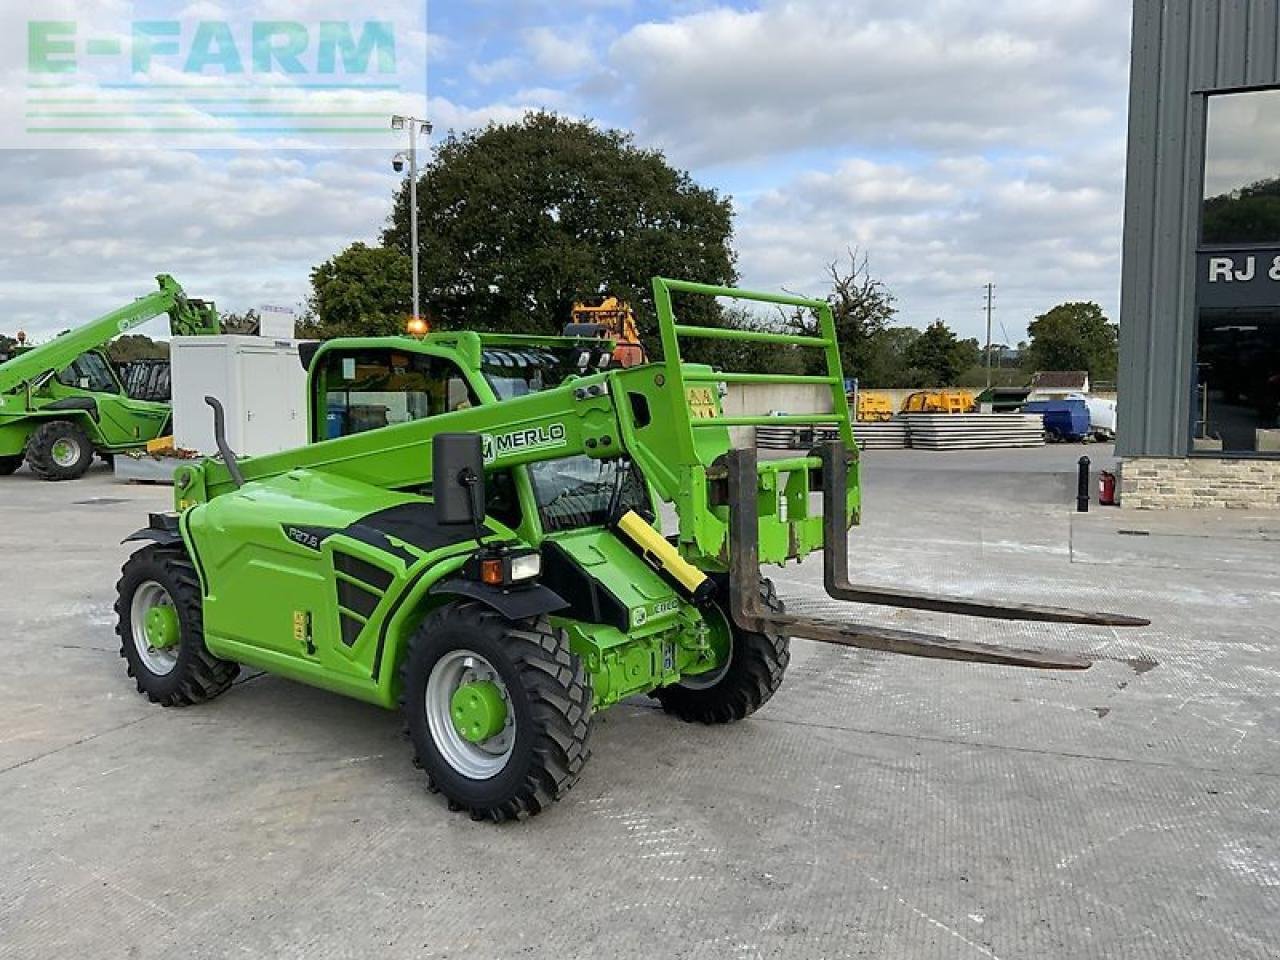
508;552;541;581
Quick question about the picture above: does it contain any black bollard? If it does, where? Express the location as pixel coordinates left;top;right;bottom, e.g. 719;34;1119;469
1076;455;1091;512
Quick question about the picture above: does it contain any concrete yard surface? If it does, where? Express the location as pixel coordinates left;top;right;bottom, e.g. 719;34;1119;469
1;447;1278;959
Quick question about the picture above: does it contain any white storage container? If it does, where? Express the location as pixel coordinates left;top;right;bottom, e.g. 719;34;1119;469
171;336;309;457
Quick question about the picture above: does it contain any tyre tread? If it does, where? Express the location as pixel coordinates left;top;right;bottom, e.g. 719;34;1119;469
115;546;239;707
27;420;94;482
400;601;593;822
654;577;789;725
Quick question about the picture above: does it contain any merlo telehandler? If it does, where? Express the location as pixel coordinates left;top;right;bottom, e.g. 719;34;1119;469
115;279;1146;822
0;275;219;480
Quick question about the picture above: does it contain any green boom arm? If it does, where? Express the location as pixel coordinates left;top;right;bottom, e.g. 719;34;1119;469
0;274;219;395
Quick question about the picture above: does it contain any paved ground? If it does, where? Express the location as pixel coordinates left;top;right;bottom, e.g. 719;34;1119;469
1;447;1278;959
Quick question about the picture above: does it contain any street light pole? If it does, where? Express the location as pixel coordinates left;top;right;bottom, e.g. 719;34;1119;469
984;281;995;389
408;122;420;326
391;115;433;327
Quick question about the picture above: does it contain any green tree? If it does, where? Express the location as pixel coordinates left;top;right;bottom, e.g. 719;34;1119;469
863;325;921;387
106;334;168;363
1025;301;1118;382
787;249;897;382
307;242;414;338
903;320;980;386
382;112;735;341
1202;176;1280;245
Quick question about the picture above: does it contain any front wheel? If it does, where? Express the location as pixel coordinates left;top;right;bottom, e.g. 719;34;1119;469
0;455;22;476
115;546;240;706
654;576;790;724
27;420;94;481
400;601;593;822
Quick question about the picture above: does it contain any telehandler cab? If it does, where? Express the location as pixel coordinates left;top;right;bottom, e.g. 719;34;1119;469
116;279;1146;821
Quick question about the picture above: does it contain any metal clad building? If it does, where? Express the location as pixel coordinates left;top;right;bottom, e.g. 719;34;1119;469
1119;0;1280;505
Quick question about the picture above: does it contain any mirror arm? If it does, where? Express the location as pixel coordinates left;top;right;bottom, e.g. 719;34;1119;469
459;467;486;546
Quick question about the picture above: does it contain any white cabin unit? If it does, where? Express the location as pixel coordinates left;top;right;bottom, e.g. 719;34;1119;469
170;336;309;457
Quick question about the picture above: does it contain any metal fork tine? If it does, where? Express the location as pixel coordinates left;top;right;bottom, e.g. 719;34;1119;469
724;445;1139;672
813;443;1150;628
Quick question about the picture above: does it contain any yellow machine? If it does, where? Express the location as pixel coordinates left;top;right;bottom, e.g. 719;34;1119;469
566;297;647;367
901;389;976;414
854;391;895;422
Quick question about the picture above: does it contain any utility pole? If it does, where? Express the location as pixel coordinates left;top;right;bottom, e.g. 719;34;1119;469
984;282;995;389
391;115;433;328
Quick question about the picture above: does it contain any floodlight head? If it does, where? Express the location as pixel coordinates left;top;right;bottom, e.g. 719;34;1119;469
421;121;434;136
391;115;406;130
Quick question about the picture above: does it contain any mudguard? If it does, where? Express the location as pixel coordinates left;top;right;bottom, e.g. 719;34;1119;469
122;513;184;548
428;577;569;621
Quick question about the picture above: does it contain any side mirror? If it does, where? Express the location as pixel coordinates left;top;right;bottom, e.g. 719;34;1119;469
433;433;486;528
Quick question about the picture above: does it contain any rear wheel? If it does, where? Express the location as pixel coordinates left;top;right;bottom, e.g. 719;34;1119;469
115;546;239;706
401;601;593;822
654;577;789;724
0;455;22;476
27;420;94;481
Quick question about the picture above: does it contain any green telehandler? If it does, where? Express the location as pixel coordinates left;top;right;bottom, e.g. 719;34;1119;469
115;279;1146;821
0;275;219;481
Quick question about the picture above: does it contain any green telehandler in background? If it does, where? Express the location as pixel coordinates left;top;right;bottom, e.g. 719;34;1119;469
115;278;1146;821
0;275;219;481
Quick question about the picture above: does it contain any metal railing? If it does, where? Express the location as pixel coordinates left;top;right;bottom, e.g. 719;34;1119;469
651;277;855;461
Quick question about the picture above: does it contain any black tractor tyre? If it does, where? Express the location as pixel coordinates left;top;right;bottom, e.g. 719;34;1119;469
654;576;790;725
26;420;95;481
400;601;593;822
115;545;240;706
0;455;22;476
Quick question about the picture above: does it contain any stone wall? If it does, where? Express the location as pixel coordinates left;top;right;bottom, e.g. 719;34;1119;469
1120;457;1280;510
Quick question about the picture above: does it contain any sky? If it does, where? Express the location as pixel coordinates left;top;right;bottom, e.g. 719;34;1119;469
0;1;1135;345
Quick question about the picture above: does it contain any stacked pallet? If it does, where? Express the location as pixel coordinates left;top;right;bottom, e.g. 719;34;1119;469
756;424;822;450
757;420;909;450
847;421;909;450
903;413;1044;450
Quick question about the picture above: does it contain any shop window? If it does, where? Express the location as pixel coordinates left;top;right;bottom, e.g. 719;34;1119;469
1195;90;1280;454
1202;89;1280;246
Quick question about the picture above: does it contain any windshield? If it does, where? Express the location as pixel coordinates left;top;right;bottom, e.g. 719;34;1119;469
481;347;587;400
56;351;119;393
529;456;649;533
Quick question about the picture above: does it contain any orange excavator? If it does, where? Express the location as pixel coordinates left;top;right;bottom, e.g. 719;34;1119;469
565;296;647;367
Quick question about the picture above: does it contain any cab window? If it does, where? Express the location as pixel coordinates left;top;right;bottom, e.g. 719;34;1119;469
320;349;478;440
56;352;120;393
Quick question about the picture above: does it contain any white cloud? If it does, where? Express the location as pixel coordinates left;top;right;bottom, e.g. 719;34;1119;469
600;0;1133;338
736;142;1127;340
523;27;596;76
609;0;1129;168
0;148;398;340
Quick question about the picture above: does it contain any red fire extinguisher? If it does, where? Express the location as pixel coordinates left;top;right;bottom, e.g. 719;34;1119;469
1099;470;1117;506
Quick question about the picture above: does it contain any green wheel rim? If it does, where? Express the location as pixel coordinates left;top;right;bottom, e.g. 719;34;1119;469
51;437;80;468
680;603;734;690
